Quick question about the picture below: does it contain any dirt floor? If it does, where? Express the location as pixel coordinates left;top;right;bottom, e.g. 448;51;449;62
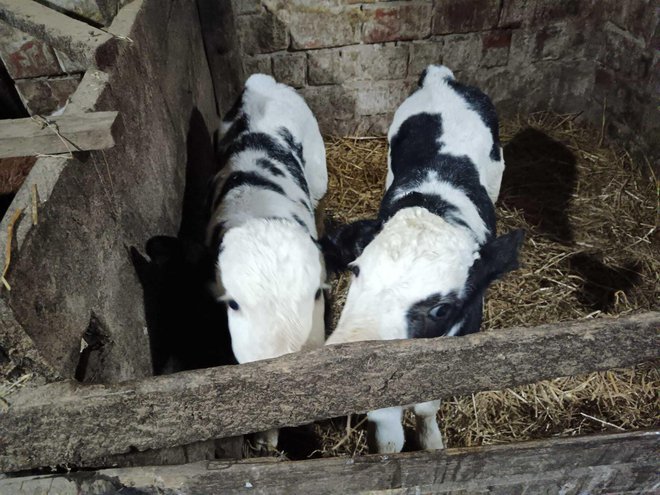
302;111;659;458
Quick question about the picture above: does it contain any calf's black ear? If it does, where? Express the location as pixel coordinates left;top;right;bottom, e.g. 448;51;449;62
146;236;183;266
477;229;525;283
320;219;382;273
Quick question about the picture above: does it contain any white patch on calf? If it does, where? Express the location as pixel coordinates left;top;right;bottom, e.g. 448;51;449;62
329;207;479;344
218;219;324;363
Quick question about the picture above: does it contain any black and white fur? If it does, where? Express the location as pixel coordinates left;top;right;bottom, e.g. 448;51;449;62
207;74;328;451
323;65;524;453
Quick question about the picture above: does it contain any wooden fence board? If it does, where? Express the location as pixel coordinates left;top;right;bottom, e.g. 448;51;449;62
0;0;117;68
0;111;119;158
0;312;658;472
1;431;657;494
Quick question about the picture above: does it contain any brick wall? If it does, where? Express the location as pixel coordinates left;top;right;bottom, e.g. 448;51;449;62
0;0;131;116
205;0;658;160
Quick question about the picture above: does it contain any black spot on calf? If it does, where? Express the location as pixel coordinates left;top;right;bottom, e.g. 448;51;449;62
214;170;287;210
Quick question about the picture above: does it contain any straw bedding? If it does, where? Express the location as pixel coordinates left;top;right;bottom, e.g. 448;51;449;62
310;112;659;457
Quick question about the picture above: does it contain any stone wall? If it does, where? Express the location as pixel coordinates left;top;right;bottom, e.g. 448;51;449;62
216;0;658;158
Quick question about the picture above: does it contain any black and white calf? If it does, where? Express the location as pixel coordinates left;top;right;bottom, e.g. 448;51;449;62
323;65;524;453
207;74;328;450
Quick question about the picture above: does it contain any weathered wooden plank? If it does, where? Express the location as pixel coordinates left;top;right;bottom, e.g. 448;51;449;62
0;111;118;158
0;0;118;68
1;431;658;494
0;312;658;472
66;69;110;113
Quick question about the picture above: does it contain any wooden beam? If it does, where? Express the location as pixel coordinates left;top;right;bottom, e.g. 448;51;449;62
0;312;657;472
0;0;118;68
0;111;119;158
1;431;657;494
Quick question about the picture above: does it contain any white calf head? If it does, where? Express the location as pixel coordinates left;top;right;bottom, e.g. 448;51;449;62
327;207;523;344
217;218;325;363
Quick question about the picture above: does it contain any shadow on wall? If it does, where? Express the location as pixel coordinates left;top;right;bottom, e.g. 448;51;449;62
131;108;235;375
500;127;642;313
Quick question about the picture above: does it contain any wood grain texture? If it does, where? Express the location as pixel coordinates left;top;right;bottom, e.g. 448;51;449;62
0;111;118;158
1;431;658;494
0;0;118;68
0;312;658;472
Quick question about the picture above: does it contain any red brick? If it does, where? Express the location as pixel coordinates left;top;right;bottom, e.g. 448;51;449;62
481;30;512;67
598;22;654;80
272;52;306;87
299;85;356;127
409;40;445;76
604;0;658;43
363;2;432;44
499;0;536;28
351;79;417;115
532;0;586;25
500;0;594;28
532;23;580;61
236;11;289;55
482;29;513;49
288;6;362;50
308;43;409;85
243;54;272;77
232;0;261;15
0;24;62;79
441;33;482;70
14;75;82;116
432;0;500;34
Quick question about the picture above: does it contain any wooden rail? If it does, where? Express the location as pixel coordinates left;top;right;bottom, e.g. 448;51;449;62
0;112;119;158
0;312;657;472
1;431;657;494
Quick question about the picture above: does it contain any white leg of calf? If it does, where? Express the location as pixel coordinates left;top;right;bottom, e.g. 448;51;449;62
254;427;279;452
367;406;405;454
413;400;444;450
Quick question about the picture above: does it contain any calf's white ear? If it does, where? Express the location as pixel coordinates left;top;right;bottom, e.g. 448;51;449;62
320;219;382;273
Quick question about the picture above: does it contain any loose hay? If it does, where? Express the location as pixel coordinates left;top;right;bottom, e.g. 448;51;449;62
318;112;659;457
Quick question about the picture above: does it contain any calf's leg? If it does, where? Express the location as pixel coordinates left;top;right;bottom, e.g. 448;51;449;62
254;428;279;452
367;406;404;453
413;400;444;450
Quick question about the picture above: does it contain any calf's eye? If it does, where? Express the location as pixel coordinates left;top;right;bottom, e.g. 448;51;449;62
315;289;322;300
227;300;239;311
428;304;448;320
350;265;360;277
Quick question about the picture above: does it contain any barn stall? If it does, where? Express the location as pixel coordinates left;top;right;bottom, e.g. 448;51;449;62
0;0;658;493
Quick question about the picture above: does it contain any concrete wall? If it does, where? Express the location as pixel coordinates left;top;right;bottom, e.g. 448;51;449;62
216;0;658;158
1;0;219;383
